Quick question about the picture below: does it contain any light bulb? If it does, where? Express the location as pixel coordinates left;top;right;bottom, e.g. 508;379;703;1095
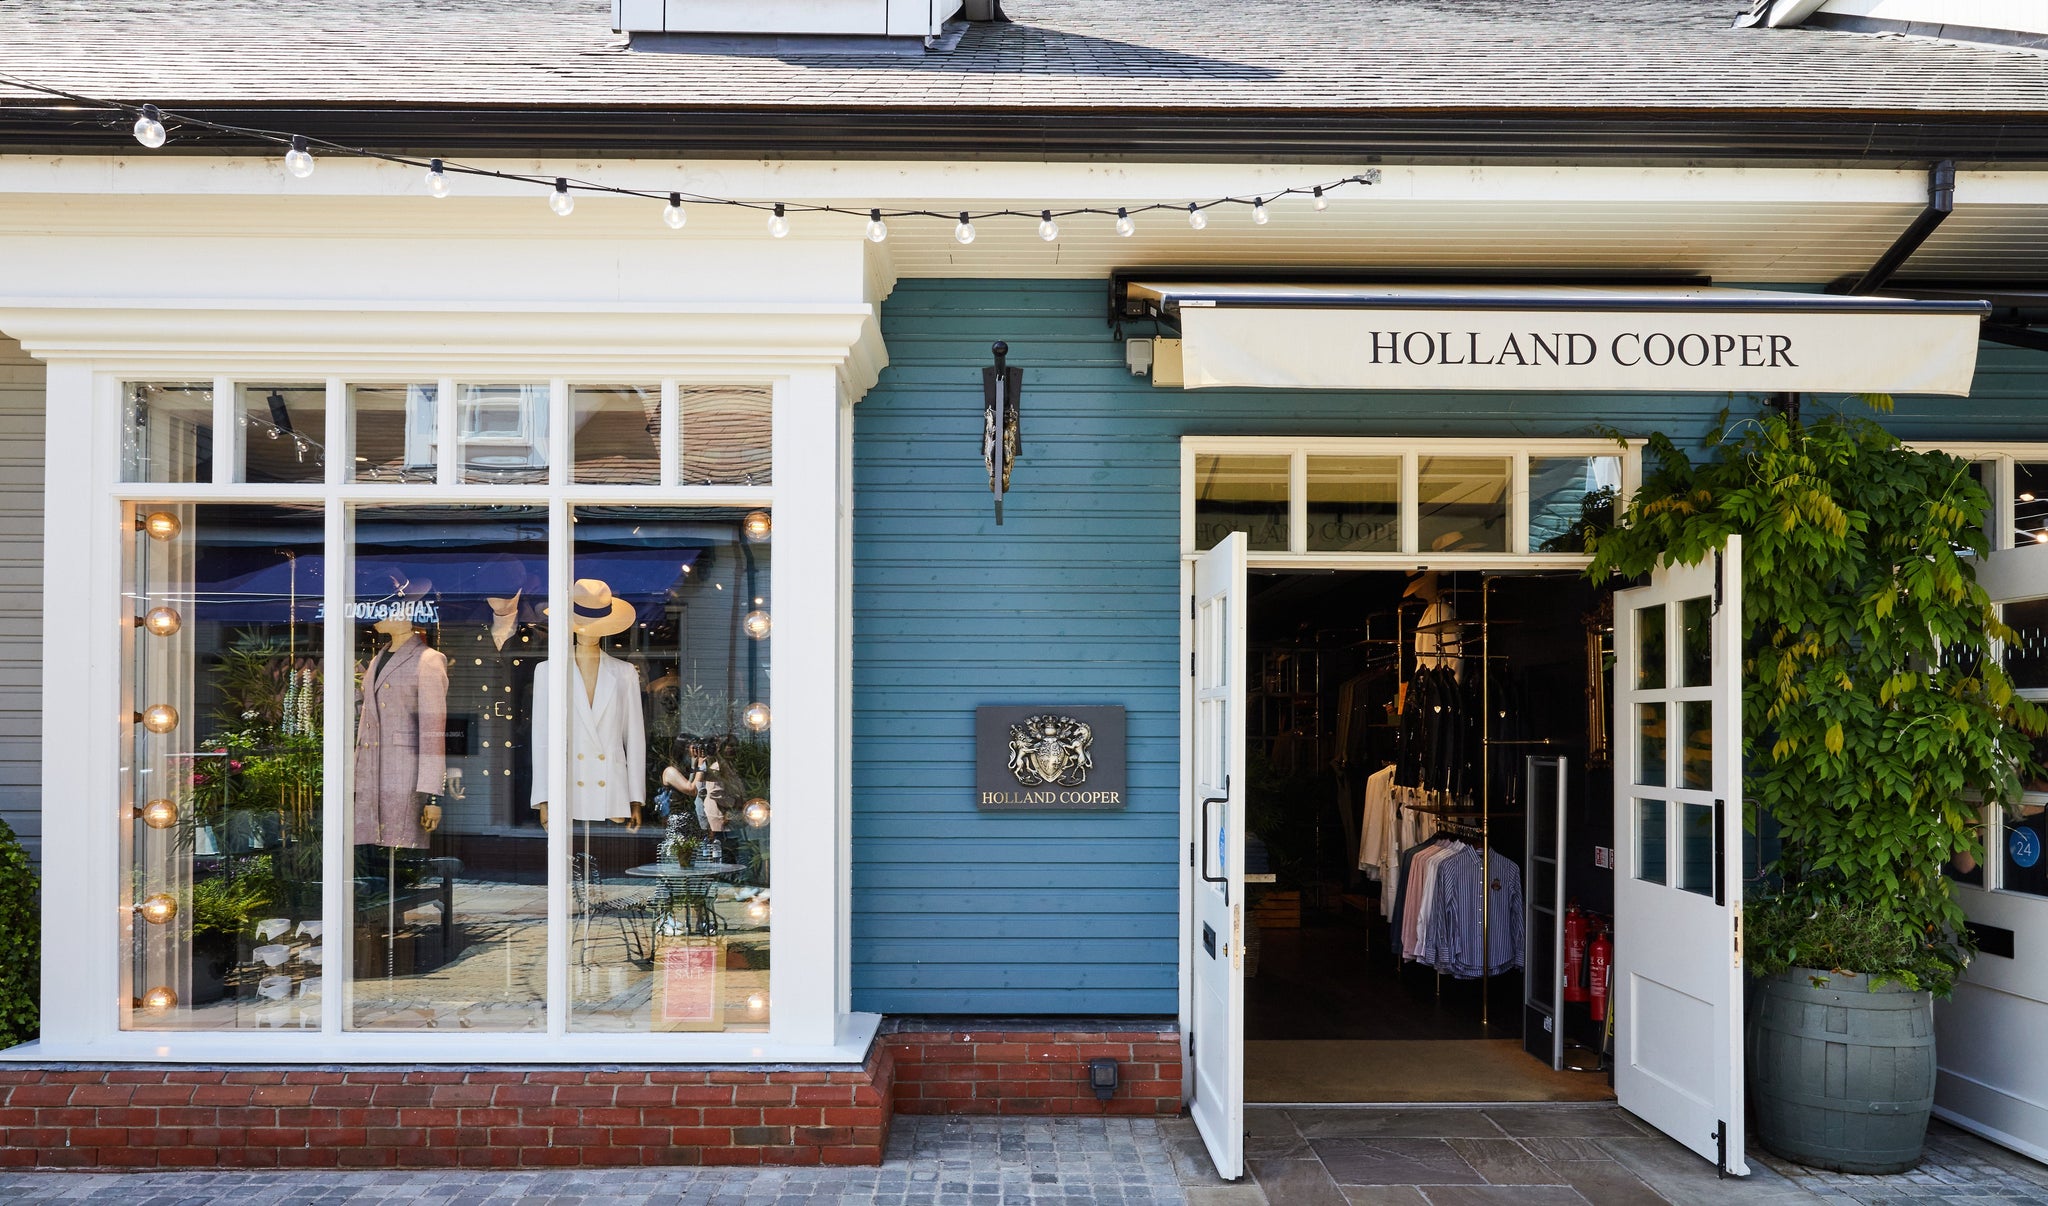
1187;203;1207;231
139;894;178;925
747;899;770;922
144;512;181;541
866;209;888;243
141;704;179;734
2023;493;2037;502
745;992;768;1014
142;986;178;1013
549;179;574;217
141;799;178;830
1313;186;1328;211
1114;207;1134;238
2035;531;2046;545
664;193;687;229
425;158;449;198
743;510;772;542
954;213;976;245
284;135;315;179
744;702;771;733
744;798;770;827
1252;198;1269;225
132;104;167;149
144;607;182;637
743;609;771;639
767;204;789;238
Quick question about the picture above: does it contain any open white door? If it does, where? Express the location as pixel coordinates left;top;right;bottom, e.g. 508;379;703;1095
1187;532;1247;1181
1614;537;1750;1176
1936;543;2048;1162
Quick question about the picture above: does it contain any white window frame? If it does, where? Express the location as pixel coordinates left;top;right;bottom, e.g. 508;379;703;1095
1180;436;1642;569
19;308;869;1066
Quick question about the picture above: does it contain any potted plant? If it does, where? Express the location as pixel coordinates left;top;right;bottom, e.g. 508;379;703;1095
1589;402;2045;1174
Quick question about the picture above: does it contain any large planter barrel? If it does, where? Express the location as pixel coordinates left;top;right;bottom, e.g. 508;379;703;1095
1749;967;1935;1174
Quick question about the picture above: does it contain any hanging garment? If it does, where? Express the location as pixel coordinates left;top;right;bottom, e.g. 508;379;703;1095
530;650;648;822
351;639;450;849
1431;848;1527;978
1357;764;1397;879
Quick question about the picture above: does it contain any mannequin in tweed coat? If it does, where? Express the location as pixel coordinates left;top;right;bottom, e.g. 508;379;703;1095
352;615;449;848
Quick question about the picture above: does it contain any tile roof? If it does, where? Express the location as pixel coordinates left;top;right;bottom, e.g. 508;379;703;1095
1;0;2046;116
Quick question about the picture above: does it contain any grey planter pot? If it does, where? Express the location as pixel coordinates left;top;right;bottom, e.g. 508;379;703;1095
1749;966;1935;1174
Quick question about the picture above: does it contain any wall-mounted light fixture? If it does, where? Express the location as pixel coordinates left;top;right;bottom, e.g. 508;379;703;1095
983;341;1023;525
1088;1058;1119;1101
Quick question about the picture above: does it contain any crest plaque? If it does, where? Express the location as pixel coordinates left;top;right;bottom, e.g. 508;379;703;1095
975;705;1127;810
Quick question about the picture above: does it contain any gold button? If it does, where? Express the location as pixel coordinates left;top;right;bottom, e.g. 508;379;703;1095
598;780;606;787
598;754;606;762
577;780;585;786
577;753;584;760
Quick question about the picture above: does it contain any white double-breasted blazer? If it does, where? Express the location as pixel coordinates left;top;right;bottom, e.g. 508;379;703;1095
529;651;647;822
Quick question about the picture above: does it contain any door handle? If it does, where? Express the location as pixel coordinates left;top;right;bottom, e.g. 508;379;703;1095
1201;776;1230;905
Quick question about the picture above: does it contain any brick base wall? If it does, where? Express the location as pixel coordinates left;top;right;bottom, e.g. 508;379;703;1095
882;1020;1181;1116
0;1044;893;1170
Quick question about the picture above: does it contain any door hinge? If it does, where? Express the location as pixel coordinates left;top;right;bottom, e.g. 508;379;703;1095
1189;840;1195;868
1715;1120;1729;1178
1190;593;1196;620
1191;651;1196;677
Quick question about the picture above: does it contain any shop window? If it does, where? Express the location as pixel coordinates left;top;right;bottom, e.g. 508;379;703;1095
2003;597;2048;692
456;384;550;484
1194;454;1289;551
2018;463;2048;548
573;385;661;486
121;503;325;1030
349;384;438;484
1417;456;1508;554
679;386;773;486
1528;455;1620;554
1305;456;1399;553
122;381;215;484
238;384;327;485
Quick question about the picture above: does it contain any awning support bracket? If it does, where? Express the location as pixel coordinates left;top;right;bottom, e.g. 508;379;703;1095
1843;160;1954;296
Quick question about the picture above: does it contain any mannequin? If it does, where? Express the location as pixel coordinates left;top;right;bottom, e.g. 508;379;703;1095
473;553;542;825
533;578;646;831
352;605;449;848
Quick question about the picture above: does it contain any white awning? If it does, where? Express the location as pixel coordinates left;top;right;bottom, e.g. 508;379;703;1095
1127;282;1991;396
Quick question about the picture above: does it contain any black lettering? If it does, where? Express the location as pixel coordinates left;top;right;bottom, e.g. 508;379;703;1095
1644;333;1675;366
1467;332;1497;365
1371;331;1399;364
1678;333;1710;366
1530;333;1561;365
1741;335;1765;367
1497;334;1527;366
1567;333;1598;365
1713;334;1737;366
1770;334;1797;367
1612;334;1641;366
1402;332;1436;364
1439;332;1466;365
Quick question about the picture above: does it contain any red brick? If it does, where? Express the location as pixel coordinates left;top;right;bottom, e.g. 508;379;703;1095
763;1107;823;1126
490;1126;550;1146
309;1127;370;1147
528;1072;588;1085
425;1084;495;1107
793;1086;855;1106
402;1071;468;1085
393;1107;461;1128
311;1084;376;1107
131;1085;196;1106
581;1107;641;1127
823;1107;886;1127
672;1085;735;1106
670;1126;736;1145
456;1107;520;1126
700;1146;765;1165
191;1087;255;1107
365;1128;430;1148
369;1085;436;1107
822;1145;882;1166
223;1072;286;1086
9;1085;72;1107
460;1146;519;1167
157;1147;219;1167
96;1106;159;1127
553;1085;617;1107
521;1107;580;1127
615;1085;677;1107
166;1071;227;1085
461;1071;525;1085
702;1107;763;1126
251;1085;316;1108
336;1147;398;1168
341;1072;406;1085
492;1085;554;1106
585;1071;650;1085
518;1146;582;1167
246;1127;308;1147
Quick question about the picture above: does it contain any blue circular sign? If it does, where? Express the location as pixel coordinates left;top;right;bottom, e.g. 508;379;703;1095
2012;826;2042;870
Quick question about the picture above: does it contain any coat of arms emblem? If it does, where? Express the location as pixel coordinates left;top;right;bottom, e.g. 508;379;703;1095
1007;714;1094;788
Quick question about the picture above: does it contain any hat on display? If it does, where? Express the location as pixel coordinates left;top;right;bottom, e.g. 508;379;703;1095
560;578;636;637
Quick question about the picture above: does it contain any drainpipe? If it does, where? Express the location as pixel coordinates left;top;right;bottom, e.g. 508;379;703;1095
1848;161;1955;296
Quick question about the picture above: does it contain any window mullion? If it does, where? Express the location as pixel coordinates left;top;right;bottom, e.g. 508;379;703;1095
661;381;681;488
212;376;238;485
545;495;571;1038
1510;450;1530;556
1288;451;1307;555
436;378;458;486
321;500;351;1035
1400;452;1419;556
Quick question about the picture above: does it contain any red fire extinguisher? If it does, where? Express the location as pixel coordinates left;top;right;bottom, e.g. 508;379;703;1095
1589;927;1613;1023
1563;904;1589;1004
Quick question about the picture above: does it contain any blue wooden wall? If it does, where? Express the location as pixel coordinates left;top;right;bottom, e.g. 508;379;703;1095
849;277;2048;1017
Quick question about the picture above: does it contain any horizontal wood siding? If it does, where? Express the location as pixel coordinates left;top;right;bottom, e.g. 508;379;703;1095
0;339;39;863
851;277;2048;1017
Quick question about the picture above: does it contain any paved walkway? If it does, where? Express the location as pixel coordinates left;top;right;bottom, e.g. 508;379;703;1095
1;1111;2045;1204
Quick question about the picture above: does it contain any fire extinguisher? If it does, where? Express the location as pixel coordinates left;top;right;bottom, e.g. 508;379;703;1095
1563;904;1589;1004
1589;927;1613;1023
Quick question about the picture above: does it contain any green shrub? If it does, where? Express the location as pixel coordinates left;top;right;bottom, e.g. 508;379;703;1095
0;817;38;1046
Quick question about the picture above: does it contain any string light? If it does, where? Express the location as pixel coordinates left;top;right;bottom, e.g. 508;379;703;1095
664;192;687;229
743;609;771;639
743;510;772;542
143;511;181;541
142;986;178;1013
767;204;789;238
1313;185;1328;211
866;209;888;243
744;702;771;732
141;704;179;734
144;606;181;637
1038;211;1059;241
139;894;178;925
1252;197;1269;225
132;103;165;148
1115;207;1135;238
954;212;976;245
426;158;449;198
744;798;770;826
549;178;574;217
141;798;178;829
284;135;315;179
1187;203;1207;231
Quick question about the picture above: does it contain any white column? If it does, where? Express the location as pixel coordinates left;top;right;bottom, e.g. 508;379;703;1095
769;367;846;1048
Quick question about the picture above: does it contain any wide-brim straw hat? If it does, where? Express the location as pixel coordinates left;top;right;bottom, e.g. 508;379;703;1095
552;577;636;637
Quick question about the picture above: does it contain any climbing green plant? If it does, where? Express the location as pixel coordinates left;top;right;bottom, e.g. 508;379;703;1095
0;817;38;1046
1588;402;2045;996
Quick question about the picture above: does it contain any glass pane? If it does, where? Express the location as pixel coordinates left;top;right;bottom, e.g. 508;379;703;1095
1962;460;1990;555
573;385;661;485
570;506;771;1033
123;503;325;1030
2005;598;2048;691
1681;596;1712;688
1193;454;1288;551
349;506;548;1031
122;381;215;484
1637;798;1667;885
2004;808;2048;898
1417;456;1508;554
2017;463;2048;549
1305;456;1399;553
350;384;438;484
1529;456;1621;554
1679;802;1715;897
1637;604;1666;690
1637;702;1667;787
1682;700;1713;790
239;384;327;485
680;386;773;487
457;384;550;485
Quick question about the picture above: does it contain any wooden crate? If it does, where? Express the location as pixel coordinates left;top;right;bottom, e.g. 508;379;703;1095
1252;890;1301;928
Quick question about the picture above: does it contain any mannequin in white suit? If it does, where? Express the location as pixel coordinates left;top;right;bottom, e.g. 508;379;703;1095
532;579;645;831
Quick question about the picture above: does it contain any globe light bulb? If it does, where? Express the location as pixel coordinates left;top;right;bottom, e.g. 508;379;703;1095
746;992;768;1014
141;798;179;830
767;204;789;238
144;512;181;541
144;607;182;637
664;193;687;230
1313;185;1328;211
1252;198;1269;225
1187;203;1207;231
142;985;178;1013
954;213;976;245
284;135;315;179
132;104;167;149
743;609;771;640
747;899;770;922
141;704;179;734
866;209;888;243
744;798;770;827
743;510;772;542
139;893;178;925
744;702;771;733
425;159;449;198
549;179;574;217
1037;211;1059;242
1114;208;1134;238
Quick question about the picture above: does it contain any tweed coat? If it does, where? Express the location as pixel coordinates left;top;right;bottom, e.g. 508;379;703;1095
530;650;647;822
352;637;450;848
